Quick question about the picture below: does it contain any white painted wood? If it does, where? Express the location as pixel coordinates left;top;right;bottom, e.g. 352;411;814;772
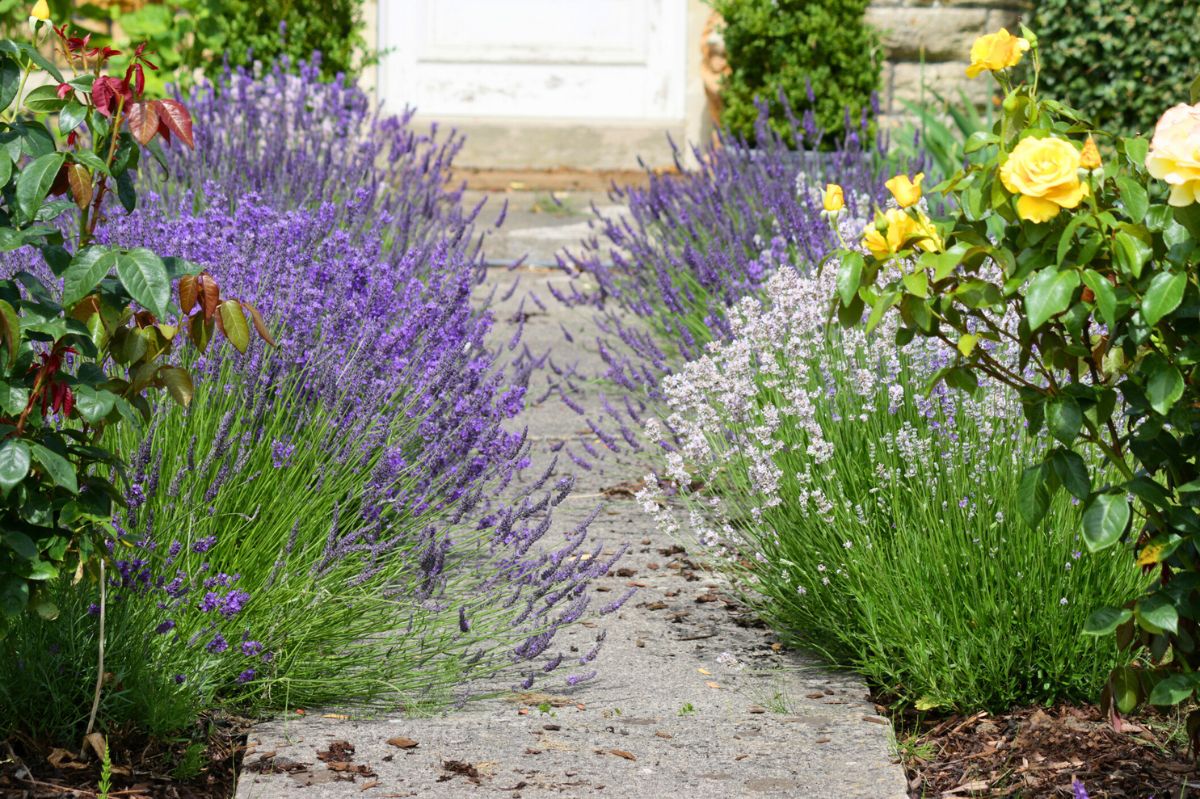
377;0;687;121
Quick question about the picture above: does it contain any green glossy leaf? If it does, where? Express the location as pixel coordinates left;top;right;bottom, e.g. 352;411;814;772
0;54;19;114
1144;354;1184;416
31;443;77;494
1081;270;1118;326
1111;667;1141;715
26;559;57;580
1123;138;1149;169
1083;606;1132;636
1115;176;1149;224
22;84;65;114
1050;448;1090;499
0;382;28;416
1149;674;1195;706
18;42;64;82
72;385;116;423
58;99;86;135
1113;231;1152;279
2;529;36;560
116;248;170;318
69;149;110;176
1141;271;1186;327
1025;267;1079;330
1082;493;1130;552
1046;397;1082;444
1017;463;1051;527
836;252;863;306
61;246;118;308
14;152;64;225
219;300;251;353
1137;593;1179;634
0;439;30;491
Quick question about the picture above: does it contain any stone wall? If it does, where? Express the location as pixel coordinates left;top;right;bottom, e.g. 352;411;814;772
867;0;1031;126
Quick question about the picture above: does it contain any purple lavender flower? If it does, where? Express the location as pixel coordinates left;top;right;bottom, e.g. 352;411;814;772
191;536;217;554
206;634;229;654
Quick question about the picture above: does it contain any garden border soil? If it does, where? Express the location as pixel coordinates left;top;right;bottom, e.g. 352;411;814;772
894;702;1196;797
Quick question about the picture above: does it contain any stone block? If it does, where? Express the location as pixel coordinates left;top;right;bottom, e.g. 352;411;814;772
889;61;997;112
866;7;990;61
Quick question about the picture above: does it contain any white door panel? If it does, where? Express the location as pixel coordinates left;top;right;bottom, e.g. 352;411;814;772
378;0;687;120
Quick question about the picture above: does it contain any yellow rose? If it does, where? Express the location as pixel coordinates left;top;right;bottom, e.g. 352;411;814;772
29;0;49;21
999;136;1090;223
885;172;924;208
1146;102;1200;207
823;183;844;213
861;209;941;259
965;28;1030;78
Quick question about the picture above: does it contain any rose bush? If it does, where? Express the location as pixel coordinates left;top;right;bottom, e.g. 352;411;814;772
828;26;1200;735
0;13;266;625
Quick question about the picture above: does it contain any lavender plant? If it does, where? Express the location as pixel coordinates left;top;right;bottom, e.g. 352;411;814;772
570;100;903;407
146;58;479;259
638;263;1146;710
0;50;623;748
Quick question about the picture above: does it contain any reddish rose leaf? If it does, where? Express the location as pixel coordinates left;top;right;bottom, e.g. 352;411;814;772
197;273;220;321
153;98;194;148
66;163;91;209
178;274;198;315
126;100;159;146
241;301;277;347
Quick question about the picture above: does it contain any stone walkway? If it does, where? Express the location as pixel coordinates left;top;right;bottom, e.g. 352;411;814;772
234;192;908;799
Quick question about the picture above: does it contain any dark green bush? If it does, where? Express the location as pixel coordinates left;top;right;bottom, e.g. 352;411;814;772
0;1;370;92
714;0;881;148
1029;0;1200;137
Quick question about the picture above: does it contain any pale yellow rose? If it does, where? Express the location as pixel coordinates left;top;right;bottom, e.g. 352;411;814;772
29;0;49;21
885;172;924;208
1146;102;1200;207
965;28;1030;78
1000;136;1090;223
823;183;844;213
861;208;941;259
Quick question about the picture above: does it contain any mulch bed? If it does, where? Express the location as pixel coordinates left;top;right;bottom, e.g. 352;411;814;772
899;703;1196;797
0;714;249;798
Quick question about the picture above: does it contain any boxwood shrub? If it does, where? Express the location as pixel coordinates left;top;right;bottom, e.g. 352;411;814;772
714;0;881;148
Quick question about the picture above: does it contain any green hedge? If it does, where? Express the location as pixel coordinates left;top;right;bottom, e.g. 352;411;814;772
1029;0;1200;137
714;0;881;148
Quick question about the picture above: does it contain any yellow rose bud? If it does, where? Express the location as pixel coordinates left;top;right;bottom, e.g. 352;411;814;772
965;28;1030;78
884;172;924;208
29;0;49;21
1079;135;1102;171
1146;102;1200;207
823;183;844;213
999;136;1090;223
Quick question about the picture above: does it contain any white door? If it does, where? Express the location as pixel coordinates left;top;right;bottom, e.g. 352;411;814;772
377;0;687;121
